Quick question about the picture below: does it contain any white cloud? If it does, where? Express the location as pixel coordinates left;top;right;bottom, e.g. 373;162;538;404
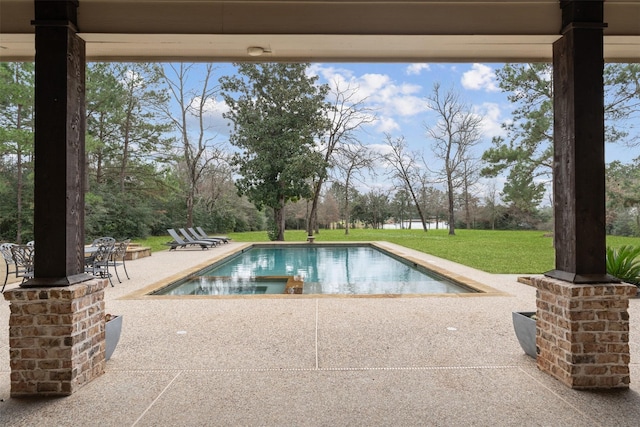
461;64;499;92
312;64;433;139
406;63;430;75
191;96;231;135
375;116;401;133
314;65;430;117
473;102;507;138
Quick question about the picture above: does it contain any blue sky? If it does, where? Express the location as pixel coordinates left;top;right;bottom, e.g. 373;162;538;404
196;62;637;200
205;62;508;150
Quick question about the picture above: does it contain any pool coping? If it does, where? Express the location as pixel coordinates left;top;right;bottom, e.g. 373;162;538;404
120;241;508;300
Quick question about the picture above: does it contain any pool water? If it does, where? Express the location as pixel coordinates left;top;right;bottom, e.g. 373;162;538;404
154;245;475;296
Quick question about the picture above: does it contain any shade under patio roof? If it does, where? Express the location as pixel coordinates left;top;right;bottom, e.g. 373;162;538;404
1;0;640;62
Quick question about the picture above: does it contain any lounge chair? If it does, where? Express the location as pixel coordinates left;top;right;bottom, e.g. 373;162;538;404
195;227;231;243
187;228;226;245
178;228;219;248
165;229;214;251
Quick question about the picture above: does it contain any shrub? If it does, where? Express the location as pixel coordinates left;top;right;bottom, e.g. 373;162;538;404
606;245;640;286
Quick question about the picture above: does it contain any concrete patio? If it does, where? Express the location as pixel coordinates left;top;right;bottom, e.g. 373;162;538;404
2;242;640;426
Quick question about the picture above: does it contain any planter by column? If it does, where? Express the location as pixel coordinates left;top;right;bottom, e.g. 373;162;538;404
105;314;123;361
512;311;537;359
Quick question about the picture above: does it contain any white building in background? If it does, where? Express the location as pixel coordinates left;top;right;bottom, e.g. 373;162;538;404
383;220;449;230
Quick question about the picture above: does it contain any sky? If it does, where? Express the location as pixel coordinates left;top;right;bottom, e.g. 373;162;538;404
193;62;638;201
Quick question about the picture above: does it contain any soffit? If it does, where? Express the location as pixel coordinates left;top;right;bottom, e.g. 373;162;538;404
1;0;639;62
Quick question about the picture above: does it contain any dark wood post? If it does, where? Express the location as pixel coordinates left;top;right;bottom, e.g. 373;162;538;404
545;0;614;284
29;0;90;286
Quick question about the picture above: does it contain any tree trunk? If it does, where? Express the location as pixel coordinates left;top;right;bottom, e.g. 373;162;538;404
120;97;133;193
447;179;456;236
186;187;194;228
275;195;286;241
406;185;428;232
94;113;106;185
307;178;323;235
16;104;23;243
16;145;23;244
465;189;472;229
344;184;350;235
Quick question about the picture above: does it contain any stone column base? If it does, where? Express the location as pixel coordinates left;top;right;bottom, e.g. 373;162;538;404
532;276;636;389
3;279;108;397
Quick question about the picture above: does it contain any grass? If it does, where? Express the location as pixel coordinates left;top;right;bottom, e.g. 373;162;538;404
133;229;640;274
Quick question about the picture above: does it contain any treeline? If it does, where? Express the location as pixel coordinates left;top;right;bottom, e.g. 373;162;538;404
1;62;640;242
1;62;266;242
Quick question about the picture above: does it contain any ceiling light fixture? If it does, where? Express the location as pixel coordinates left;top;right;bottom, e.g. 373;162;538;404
247;46;265;56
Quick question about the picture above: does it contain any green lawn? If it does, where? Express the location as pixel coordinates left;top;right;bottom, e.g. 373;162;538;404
134;229;640;274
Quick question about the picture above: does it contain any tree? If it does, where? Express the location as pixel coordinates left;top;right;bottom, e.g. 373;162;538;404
333;142;376;235
421;186;448;229
307;80;375;236
115;63;173;193
606;159;640;236
382;134;430;231
317;189;341;229
0;62;35;243
604;63;640;147
481;179;502;230
391;189;412;229
500;162;545;220
87;63;173;192
192;160;252;233
460;158;481;229
86;63;126;187
84;63;174;239
482;63;640;209
425;84;482;235
220;63;330;241
159;63;227;228
352;189;391;229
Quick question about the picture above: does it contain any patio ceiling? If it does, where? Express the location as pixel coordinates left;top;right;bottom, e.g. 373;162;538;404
1;0;640;62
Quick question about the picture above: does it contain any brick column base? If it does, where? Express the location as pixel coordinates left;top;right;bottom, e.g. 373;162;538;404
532;276;637;389
3;279;108;397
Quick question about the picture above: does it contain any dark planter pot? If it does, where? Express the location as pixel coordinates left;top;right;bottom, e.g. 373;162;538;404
512;311;537;359
105;314;123;361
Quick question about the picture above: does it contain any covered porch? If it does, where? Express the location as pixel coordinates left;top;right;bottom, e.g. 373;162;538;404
1;0;640;399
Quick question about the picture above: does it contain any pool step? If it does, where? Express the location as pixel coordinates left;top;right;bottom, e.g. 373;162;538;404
284;277;304;294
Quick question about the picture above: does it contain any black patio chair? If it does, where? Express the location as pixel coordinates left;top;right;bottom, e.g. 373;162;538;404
91;236;116;247
85;244;114;286
1;243;17;292
9;244;35;285
109;239;131;283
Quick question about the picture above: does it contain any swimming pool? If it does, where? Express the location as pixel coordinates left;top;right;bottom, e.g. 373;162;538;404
152;244;479;296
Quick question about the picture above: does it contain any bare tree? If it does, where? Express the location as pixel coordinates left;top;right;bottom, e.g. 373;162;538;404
425;84;482;235
318;190;341;228
460;157;481;229
421;186;448;229
334;143;376;235
159;63;226;227
483;178;501;230
307;80;376;236
382;134;430;232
